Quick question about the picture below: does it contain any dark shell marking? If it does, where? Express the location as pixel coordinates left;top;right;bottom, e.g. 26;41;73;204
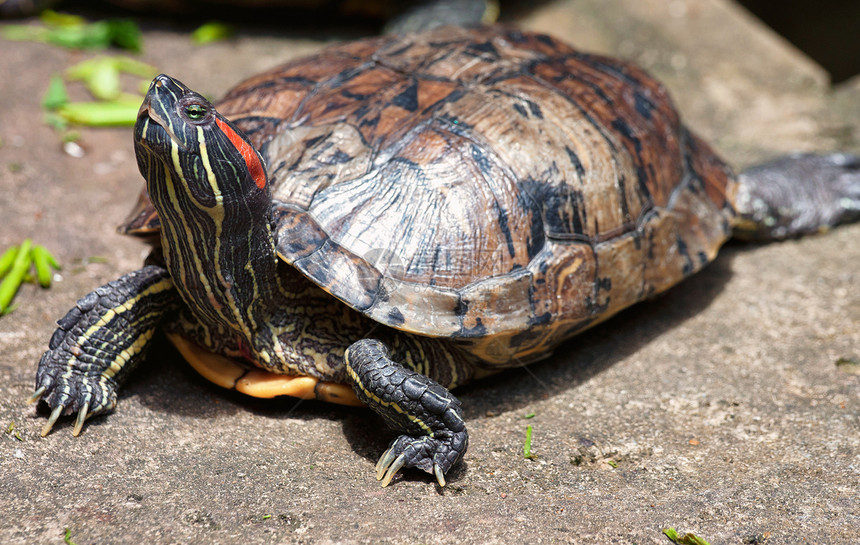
125;26;737;366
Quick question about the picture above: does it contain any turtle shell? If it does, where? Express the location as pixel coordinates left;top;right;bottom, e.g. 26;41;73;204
122;26;737;365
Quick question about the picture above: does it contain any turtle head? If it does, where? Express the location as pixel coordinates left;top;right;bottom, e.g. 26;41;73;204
134;74;270;216
134;75;279;331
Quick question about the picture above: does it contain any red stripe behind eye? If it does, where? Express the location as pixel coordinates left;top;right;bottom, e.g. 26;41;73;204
215;117;266;190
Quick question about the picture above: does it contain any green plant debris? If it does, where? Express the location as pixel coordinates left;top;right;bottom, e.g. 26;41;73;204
75;58;121;100
44;112;69;131
0;246;18;278
192;21;235;45
42;74;70;111
64;528;79;545
0;241;61;316
523;412;536;419
42;56;158;128
2;11;142;52
606;459;618;468
32;244;61;288
58;100;143;127
835;357;860;375
8;163;23;173
66;56;157;101
6;422;23;441
106;19;143;52
663;528;712;545
262;514;272;520
523;424;534;459
0;239;32;315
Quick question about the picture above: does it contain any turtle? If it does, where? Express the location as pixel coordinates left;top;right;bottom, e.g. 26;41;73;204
31;25;860;487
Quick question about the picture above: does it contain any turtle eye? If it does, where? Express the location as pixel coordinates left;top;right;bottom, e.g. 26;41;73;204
184;103;207;121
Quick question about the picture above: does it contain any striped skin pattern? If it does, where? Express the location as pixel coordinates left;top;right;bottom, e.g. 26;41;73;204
32;266;176;436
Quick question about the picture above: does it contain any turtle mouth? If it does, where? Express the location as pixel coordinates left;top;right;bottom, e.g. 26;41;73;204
135;99;188;154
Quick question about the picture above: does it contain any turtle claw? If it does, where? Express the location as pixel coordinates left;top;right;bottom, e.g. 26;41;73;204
376;446;447;487
375;445;398;477
372;433;465;487
72;401;90;437
27;386;46;405
433;463;446;488
378;453;407;487
41;405;64;437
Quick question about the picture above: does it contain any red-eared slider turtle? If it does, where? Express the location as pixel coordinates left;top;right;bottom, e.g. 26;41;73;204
31;26;860;487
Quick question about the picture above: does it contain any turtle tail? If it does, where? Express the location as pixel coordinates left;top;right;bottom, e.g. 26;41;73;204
733;153;860;241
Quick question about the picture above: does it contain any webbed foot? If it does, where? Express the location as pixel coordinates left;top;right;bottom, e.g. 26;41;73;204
345;339;468;487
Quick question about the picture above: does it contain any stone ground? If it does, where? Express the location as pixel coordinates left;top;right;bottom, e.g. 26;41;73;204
1;0;858;543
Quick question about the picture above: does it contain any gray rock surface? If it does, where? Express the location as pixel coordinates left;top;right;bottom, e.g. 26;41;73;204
1;1;857;543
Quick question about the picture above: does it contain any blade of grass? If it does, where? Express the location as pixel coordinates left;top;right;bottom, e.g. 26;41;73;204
523;424;534;459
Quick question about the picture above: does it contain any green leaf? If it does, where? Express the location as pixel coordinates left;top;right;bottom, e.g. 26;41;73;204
662;528;712;545
45;22;112;50
88;60;122;100
58;100;142;126
523;412;536;419
5;15;142;52
42;74;70;111
192;21;235;45
114;56;158;78
106;19;143;52
67;56;157;101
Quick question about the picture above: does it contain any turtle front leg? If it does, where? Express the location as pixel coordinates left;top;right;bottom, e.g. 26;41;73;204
344;339;468;487
29;265;177;436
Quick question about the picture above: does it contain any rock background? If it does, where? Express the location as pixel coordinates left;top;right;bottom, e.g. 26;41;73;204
1;0;858;543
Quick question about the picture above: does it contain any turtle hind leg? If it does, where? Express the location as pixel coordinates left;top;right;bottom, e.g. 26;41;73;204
734;152;860;241
344;339;468;487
